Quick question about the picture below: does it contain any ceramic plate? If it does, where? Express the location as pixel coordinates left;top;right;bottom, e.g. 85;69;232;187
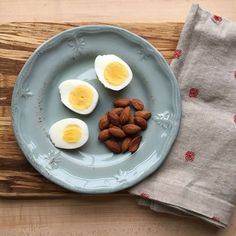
12;25;181;193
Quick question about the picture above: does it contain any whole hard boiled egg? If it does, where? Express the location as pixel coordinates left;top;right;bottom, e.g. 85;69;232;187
94;55;133;91
59;80;99;115
49;118;89;149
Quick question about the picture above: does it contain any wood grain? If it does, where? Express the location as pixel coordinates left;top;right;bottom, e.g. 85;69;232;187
0;22;182;197
1;196;235;236
0;0;236;23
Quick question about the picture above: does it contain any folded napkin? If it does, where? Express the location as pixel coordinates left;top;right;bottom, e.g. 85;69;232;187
130;4;236;228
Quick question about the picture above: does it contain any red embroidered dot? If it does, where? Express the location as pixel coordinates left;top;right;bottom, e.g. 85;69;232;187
234;115;236;124
212;216;220;222
212;15;222;24
140;193;150;199
185;151;195;162
173;49;182;59
189;88;199;98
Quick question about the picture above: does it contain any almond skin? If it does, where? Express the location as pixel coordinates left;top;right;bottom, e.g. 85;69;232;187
129;115;135;124
122;124;141;135
110;124;122;129
113;98;131;107
109;127;126;138
134;116;147;130
109;124;116;128
98;129;110;142
99;114;110;130
108;112;120;126
129;136;142;153
104;140;121;153
131;98;144;111
130;132;141;139
120;106;130;125
121;137;132;153
134;111;152;120
111;107;123;116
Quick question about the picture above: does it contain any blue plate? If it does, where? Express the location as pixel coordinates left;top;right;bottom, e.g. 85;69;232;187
12;25;181;193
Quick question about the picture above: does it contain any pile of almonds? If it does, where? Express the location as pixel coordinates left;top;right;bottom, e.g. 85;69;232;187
98;98;152;154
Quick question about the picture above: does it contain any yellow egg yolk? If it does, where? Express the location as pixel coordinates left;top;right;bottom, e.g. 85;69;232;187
104;62;128;86
63;124;81;143
69;85;93;110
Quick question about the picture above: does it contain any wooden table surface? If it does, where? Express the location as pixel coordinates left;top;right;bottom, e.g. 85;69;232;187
0;1;236;236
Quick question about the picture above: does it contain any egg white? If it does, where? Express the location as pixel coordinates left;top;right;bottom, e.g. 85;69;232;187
49;118;89;149
94;54;133;91
59;80;99;115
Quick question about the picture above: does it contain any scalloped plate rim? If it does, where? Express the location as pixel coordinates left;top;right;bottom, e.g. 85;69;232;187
11;24;181;193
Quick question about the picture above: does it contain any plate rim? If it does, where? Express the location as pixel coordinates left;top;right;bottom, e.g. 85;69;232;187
11;24;181;193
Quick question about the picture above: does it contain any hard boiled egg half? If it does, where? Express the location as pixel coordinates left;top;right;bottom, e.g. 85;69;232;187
59;80;99;115
95;55;133;91
49;118;89;149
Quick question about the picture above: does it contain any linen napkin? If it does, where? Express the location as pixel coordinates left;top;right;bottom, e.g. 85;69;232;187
130;4;236;228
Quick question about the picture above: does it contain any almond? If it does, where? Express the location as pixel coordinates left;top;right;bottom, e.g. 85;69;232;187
122;124;141;135
121;137;132;153
111;107;123;116
108;112;120;126
120;106;130;125
134;111;152;120
110;124;122;129
98;129;110;142
113;98;131;107
129;136;142;153
131;98;144;111
129;115;135;124
99;114;110;130
104;140;121;153
134;116;147;130
109;127;126;138
109;124;116;128
130;132;141;139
